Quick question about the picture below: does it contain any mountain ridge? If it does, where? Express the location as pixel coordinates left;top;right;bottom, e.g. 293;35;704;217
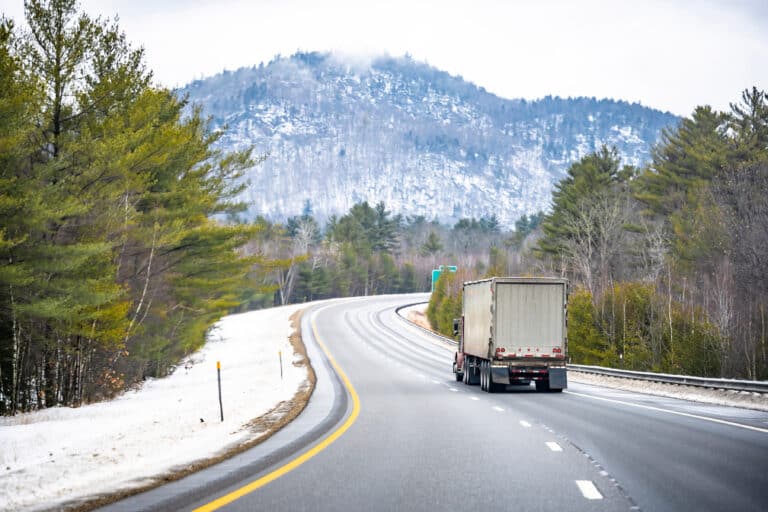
181;51;679;227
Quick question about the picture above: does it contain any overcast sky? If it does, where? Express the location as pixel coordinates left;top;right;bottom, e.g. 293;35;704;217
2;0;767;116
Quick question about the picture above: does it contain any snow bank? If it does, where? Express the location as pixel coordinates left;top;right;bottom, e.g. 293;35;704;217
0;304;307;511
569;371;768;412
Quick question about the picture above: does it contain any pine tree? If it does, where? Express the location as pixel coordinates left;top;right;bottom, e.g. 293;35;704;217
419;231;443;257
728;87;768;162
537;146;634;296
0;18;46;413
539;146;629;256
1;1;261;410
634;106;730;217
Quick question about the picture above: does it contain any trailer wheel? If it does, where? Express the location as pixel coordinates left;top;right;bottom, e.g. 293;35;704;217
486;363;496;393
468;357;481;386
479;361;485;391
453;361;462;382
464;358;473;385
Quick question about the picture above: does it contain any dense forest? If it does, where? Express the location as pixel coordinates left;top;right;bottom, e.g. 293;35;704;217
0;1;272;414
2;1;765;416
241;201;540;308
429;89;768;381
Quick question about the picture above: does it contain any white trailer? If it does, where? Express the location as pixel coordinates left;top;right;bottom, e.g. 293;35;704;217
453;277;569;392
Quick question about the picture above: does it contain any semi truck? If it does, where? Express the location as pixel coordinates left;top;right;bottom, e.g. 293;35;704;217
453;277;569;392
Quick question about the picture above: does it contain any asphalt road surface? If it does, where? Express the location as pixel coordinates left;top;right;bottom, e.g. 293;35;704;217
102;294;768;512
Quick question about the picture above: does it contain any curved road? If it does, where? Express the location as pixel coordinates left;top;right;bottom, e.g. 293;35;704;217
103;294;768;512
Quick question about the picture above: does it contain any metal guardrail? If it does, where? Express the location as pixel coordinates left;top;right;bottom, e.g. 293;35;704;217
569;364;768;394
394;302;459;348
395;301;768;395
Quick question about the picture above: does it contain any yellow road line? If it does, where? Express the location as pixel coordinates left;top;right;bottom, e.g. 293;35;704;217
194;315;361;512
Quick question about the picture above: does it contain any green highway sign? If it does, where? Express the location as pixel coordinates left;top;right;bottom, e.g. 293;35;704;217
431;265;458;292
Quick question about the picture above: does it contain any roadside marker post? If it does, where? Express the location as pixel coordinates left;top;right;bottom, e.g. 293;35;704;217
279;350;283;380
217;361;223;422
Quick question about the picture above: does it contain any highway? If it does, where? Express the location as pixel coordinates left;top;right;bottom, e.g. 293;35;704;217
103;294;768;512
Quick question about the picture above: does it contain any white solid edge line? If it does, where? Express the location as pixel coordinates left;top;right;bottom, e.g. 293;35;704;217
546;442;563;452
576;480;603;500
564;390;768;434
520;420;532;427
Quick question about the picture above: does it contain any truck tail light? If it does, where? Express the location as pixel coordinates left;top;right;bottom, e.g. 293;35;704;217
553;347;562;354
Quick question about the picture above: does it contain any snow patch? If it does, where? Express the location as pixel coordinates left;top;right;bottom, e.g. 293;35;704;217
0;305;307;511
569;371;768;412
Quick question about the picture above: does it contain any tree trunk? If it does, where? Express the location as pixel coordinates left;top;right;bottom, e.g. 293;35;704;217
9;285;19;414
124;224;157;349
667;264;674;366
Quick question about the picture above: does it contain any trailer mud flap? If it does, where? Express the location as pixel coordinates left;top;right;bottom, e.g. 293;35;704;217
549;367;567;389
491;366;510;385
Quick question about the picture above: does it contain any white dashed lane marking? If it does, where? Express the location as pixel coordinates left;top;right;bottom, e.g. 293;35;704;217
575;480;603;500
449;387;458;392
469;397;479;401
519;420;532;428
546;442;563;452
493;406;504;412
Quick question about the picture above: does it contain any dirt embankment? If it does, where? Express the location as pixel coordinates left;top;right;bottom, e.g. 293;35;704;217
406;308;433;332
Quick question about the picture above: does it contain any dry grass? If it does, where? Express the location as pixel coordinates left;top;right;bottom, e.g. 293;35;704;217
406;308;433;332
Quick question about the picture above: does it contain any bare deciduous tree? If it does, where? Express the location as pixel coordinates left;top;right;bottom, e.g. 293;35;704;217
560;190;630;298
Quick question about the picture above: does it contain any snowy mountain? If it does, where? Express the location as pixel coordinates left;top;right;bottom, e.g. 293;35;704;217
181;52;679;227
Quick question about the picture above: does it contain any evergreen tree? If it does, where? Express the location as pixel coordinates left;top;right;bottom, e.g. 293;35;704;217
0;2;260;412
398;263;419;293
539;145;630;257
728;87;768;162
634;106;730;217
372;202;401;253
537;146;634;296
419;231;443;257
0;18;46;413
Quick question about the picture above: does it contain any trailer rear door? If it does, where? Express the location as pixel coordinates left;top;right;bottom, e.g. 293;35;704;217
495;281;565;356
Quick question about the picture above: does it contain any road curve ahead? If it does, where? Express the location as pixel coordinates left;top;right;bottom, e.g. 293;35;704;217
106;295;768;512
